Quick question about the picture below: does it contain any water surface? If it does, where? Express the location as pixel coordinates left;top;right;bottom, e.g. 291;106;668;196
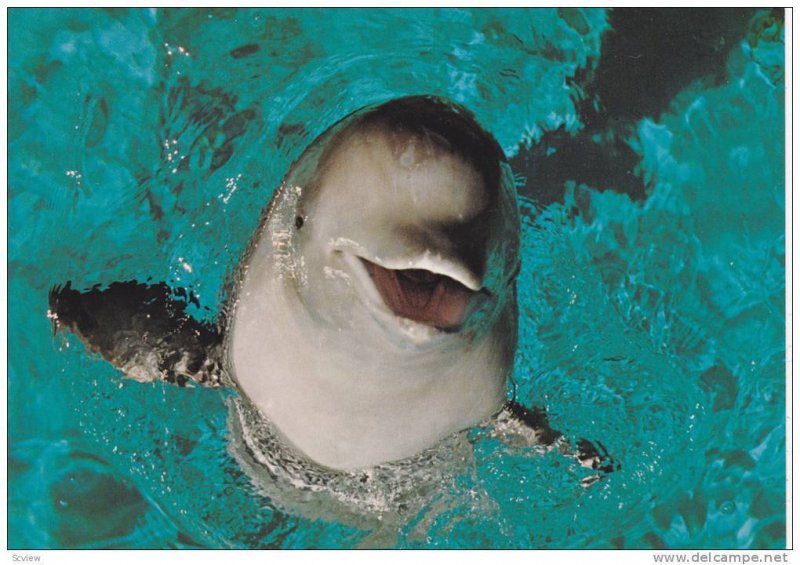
8;8;785;549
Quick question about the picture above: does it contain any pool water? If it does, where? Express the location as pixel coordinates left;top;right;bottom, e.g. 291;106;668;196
8;8;786;549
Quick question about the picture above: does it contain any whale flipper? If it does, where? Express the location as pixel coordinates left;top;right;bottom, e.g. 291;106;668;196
501;401;563;445
575;438;619;475
497;402;620;480
47;280;618;479
48;281;226;388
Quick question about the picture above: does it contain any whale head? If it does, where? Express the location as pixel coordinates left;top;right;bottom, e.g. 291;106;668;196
229;96;520;470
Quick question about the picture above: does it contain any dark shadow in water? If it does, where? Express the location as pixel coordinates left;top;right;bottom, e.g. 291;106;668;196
513;7;765;207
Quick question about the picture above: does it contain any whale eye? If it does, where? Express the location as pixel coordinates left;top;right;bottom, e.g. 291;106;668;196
295;215;304;230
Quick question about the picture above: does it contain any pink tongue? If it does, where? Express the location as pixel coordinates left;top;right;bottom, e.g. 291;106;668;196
361;260;475;330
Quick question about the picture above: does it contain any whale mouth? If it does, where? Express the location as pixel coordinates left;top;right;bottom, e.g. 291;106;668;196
359;258;477;331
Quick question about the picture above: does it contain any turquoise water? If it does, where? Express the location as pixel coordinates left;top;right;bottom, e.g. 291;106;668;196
8;8;785;549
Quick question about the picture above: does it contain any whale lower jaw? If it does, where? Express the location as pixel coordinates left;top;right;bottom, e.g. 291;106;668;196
336;249;482;346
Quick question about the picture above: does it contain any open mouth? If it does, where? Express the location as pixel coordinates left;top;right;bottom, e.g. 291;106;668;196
360;258;478;331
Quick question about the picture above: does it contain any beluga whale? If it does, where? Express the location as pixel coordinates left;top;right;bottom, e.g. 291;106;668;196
230;96;520;470
49;95;616;484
